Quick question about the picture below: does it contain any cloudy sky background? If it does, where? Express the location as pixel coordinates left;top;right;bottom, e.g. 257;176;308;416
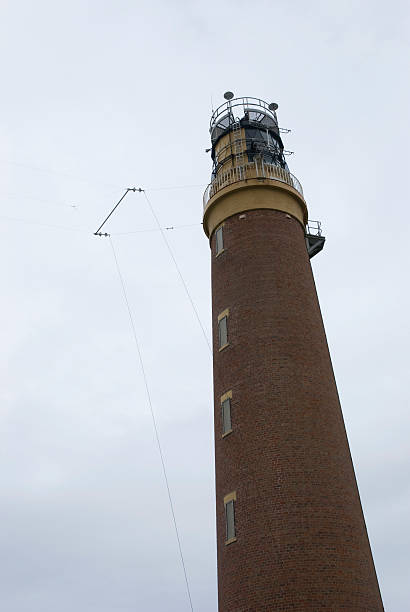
0;1;409;610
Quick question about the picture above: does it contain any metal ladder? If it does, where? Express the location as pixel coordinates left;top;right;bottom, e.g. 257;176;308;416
232;121;245;176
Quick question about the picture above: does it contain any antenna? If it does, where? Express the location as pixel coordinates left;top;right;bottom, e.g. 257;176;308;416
93;187;143;236
268;102;279;111
224;91;234;100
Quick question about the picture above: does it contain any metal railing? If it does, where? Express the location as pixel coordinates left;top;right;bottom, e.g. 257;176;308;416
203;160;303;210
210;96;278;131
306;220;322;236
214;136;283;167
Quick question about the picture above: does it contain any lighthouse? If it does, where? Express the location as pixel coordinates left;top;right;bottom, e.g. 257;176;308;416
203;93;384;611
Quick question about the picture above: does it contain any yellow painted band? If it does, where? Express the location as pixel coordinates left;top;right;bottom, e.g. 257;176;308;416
203;180;308;239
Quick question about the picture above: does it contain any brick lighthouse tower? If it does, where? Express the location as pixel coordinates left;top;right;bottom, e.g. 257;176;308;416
203;93;384;611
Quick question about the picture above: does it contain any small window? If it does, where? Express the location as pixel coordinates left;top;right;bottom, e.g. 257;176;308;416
224;493;236;543
215;226;224;255
218;316;228;348
221;391;232;436
218;310;229;350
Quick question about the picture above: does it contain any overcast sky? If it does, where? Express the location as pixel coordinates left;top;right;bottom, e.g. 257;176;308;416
0;1;409;610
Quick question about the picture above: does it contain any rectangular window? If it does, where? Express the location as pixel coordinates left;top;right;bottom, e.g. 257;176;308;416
221;390;232;436
224;492;236;543
222;398;232;435
218;309;229;350
215;226;224;255
218;316;228;348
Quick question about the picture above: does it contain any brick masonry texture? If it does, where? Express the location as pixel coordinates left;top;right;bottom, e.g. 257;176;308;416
210;208;384;612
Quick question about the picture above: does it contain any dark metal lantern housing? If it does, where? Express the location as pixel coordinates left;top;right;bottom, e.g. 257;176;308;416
210;96;288;176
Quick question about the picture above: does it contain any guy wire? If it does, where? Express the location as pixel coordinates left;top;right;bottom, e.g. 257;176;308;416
108;237;194;612
143;191;212;354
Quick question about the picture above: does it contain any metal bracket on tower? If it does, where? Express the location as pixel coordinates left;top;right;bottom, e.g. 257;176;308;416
306;220;325;258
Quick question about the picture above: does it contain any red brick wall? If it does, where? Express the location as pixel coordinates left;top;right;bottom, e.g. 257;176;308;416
211;208;383;611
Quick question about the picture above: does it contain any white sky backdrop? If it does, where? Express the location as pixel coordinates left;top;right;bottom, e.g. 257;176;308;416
0;1;409;610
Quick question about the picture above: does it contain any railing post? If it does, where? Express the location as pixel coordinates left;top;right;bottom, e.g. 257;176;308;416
203;163;304;210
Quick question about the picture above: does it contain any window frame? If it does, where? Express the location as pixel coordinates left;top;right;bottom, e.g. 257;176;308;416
221;390;232;437
217;309;229;350
224;492;237;544
215;225;224;256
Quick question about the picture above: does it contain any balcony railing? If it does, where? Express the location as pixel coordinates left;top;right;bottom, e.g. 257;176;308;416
210;96;278;132
306;220;322;236
203;161;303;210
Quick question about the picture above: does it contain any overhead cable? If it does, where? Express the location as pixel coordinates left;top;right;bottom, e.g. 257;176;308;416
143;191;212;354
108;237;194;612
146;184;205;192
112;223;202;236
0;158;121;191
0;213;88;233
